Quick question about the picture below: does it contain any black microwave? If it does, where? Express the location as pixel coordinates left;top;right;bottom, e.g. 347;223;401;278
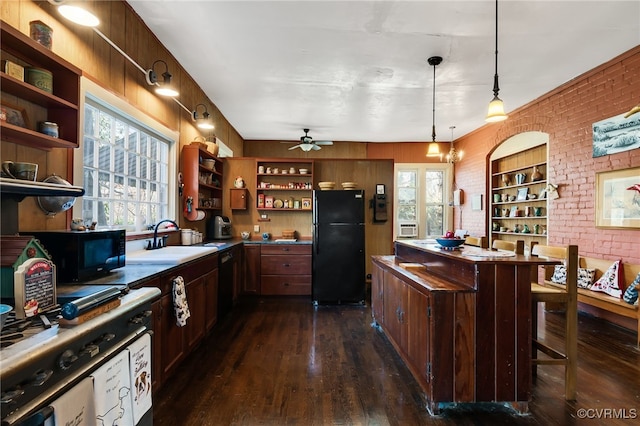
27;229;126;283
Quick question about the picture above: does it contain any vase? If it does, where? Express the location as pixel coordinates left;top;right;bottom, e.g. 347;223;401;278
501;174;511;187
531;166;543;182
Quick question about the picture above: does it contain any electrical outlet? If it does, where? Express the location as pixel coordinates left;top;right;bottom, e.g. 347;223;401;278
254;225;260;233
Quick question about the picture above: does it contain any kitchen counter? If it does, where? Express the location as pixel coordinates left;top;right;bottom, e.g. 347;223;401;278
242;238;312;245
63;240;244;287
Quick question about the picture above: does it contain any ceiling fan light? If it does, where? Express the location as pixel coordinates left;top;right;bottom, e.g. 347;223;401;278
486;95;508;122
300;143;314;152
58;4;100;27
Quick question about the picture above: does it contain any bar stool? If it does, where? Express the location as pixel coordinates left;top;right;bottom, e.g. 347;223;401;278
464;236;485;248
492;239;524;254
530;244;578;401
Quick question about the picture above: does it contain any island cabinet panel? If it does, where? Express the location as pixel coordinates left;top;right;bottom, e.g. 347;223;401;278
372;240;558;414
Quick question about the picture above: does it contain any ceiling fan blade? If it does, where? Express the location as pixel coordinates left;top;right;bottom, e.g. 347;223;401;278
315;141;333;145
280;141;297;144
311;144;321;151
288;144;302;150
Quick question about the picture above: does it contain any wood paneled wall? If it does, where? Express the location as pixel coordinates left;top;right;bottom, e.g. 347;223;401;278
223;157;396;275
1;0;244;233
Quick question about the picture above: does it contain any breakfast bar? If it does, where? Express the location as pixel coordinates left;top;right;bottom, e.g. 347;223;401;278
371;240;560;414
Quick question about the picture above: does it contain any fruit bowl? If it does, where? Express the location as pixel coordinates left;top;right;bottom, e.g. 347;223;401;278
435;238;465;248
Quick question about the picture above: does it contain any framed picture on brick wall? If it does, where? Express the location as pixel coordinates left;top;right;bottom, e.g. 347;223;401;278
592;112;640;157
595;167;640;228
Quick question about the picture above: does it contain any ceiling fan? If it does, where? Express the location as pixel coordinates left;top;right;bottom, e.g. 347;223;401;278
282;129;333;151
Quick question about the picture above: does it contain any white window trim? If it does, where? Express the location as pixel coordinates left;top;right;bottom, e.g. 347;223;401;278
393;162;454;240
74;77;179;235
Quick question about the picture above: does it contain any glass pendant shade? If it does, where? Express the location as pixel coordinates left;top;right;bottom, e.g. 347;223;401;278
486;95;508;122
426;142;441;157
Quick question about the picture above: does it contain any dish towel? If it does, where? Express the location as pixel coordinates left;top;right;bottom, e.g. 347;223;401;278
172;276;190;327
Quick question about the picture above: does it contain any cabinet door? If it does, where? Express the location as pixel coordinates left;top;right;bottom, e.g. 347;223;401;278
204;269;219;332
406;286;429;387
151;298;163;394
160;293;185;379
185;277;206;350
230;188;247;209
383;271;408;352
243;244;261;295
371;262;384;324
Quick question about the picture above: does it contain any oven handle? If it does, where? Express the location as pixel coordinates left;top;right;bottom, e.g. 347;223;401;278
1;327;151;426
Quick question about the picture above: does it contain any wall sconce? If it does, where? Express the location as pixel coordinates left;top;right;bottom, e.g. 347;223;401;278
49;1;100;27
146;60;179;97
192;103;214;130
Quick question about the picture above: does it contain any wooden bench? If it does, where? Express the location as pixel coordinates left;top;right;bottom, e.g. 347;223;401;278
540;257;640;348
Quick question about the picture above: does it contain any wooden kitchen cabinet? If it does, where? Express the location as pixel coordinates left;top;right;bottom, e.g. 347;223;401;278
230;188;248;210
0;21;81;149
204;269;219;332
260;244;311;295
135;252;219;393
242;244;261;295
181;144;223;220
185;275;206;350
371;262;384;326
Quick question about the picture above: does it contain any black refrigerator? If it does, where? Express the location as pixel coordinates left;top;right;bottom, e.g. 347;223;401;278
312;189;366;304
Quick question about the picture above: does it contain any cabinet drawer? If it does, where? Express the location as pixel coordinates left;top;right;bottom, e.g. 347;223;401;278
261;244;311;255
261;255;311;275
261;275;311;295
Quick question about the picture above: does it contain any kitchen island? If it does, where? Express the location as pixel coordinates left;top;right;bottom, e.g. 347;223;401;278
371;240;559;414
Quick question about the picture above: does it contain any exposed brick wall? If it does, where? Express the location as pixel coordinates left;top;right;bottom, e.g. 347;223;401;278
455;46;640;265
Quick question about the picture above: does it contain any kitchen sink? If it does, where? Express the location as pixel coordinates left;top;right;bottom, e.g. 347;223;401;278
126;245;219;265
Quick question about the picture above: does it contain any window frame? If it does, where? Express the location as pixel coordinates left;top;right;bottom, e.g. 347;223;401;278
73;77;179;236
393;162;454;240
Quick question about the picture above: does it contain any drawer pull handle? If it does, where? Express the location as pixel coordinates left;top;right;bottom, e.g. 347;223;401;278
284;282;290;286
283;263;290;267
282;248;290;251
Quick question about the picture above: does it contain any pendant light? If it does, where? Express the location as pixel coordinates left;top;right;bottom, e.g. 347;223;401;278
486;0;508;122
426;56;443;158
446;125;462;164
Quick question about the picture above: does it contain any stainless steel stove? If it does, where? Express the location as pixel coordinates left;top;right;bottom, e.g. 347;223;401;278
0;286;160;426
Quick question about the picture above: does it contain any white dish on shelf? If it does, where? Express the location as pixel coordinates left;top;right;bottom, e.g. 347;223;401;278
273;199;284;208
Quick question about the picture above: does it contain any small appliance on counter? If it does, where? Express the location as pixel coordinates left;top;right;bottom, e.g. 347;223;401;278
208;215;232;240
25;229;126;283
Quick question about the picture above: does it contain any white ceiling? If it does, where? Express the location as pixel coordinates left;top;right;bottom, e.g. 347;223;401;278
128;0;640;143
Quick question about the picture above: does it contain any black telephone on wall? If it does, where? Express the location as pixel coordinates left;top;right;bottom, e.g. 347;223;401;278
373;184;387;222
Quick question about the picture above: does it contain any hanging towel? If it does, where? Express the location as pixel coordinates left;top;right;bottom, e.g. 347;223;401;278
49;377;95;426
127;333;153;424
172;275;190;327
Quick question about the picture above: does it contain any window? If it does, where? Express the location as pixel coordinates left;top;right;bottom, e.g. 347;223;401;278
395;163;453;239
75;78;177;233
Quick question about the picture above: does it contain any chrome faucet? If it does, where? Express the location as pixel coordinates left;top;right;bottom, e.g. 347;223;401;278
147;219;179;250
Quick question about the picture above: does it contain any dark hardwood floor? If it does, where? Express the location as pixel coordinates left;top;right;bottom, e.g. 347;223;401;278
154;297;640;425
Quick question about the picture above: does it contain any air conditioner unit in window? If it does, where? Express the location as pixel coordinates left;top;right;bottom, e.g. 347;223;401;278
398;223;418;238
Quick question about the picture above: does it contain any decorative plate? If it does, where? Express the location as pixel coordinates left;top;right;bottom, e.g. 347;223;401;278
273;199;284;208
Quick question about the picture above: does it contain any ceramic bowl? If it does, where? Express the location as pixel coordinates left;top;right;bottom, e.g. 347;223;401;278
0;304;13;330
318;181;335;190
435;238;465;248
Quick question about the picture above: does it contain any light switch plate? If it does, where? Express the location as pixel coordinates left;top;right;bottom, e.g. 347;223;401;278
254;225;260;232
